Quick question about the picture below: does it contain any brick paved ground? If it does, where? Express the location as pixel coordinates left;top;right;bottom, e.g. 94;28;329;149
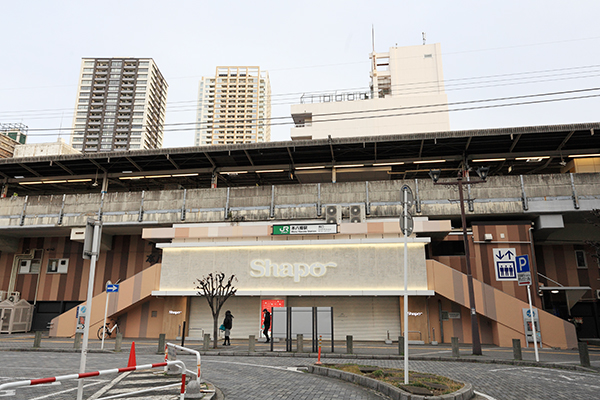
0;334;599;399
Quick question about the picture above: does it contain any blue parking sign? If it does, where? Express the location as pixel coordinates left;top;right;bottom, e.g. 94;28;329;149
516;255;530;273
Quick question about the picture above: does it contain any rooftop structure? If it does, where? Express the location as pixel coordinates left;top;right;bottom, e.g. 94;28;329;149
290;43;450;140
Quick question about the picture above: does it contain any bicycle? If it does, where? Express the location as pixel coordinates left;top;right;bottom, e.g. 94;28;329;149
97;319;120;340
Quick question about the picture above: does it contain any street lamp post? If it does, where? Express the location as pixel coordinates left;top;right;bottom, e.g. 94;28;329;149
429;166;488;356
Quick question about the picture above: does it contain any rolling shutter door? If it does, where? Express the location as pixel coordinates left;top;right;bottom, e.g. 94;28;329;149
288;296;400;341
188;296;261;339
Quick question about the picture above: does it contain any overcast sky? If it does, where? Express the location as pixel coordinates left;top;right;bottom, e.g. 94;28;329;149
2;1;600;147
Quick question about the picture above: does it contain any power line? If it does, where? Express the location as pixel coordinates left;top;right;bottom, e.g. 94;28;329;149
20;87;600;136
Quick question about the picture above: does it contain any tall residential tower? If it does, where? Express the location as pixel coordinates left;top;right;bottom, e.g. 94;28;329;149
70;58;168;152
195;66;271;146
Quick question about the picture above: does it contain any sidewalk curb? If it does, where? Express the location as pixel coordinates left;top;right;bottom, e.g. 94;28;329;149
307;365;473;400
1;346;597;373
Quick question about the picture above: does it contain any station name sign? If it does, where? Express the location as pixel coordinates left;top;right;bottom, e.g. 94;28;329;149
272;223;338;235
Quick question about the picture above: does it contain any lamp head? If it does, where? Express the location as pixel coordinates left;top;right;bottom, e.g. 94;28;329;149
429;169;441;183
476;166;490;180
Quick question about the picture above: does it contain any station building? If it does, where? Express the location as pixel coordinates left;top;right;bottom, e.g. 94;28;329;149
1;122;599;348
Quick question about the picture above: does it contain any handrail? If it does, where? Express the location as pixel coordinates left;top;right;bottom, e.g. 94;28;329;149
166;342;202;385
0;360;187;399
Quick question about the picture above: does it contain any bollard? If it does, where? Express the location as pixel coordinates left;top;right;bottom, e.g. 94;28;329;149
158;333;166;354
203;333;210;351
74;332;82;349
33;331;43;348
316;335;322;365
249;335;255;352
451;337;460;357
297;334;304;353
578;342;591;368
512;339;522;360
346;335;353;354
114;333;123;352
398;336;404;356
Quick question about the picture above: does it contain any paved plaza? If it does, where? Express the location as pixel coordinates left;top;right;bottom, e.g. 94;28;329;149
0;334;598;399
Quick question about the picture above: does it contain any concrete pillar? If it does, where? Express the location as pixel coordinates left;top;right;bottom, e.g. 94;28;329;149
512;339;522;360
398;336;404;356
451;337;460;358
158;333;166;354
114;333;123;352
346;335;353;354
74;332;82;349
249;335;255;352
203;333;210;351
579;342;591;368
297;334;304;353
33;331;42;348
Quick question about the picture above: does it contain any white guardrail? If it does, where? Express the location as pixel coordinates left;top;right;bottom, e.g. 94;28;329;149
0;360;187;399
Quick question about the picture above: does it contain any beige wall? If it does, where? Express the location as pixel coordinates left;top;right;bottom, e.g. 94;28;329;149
158;241;429;294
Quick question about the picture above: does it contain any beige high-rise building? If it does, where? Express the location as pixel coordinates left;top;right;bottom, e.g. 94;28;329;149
70;58;168;152
195;66;271;146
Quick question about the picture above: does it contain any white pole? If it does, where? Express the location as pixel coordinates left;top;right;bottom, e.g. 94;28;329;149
403;190;409;385
77;221;102;400
101;280;112;351
526;285;539;362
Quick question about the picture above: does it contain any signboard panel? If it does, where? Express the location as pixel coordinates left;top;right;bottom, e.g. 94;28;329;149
75;305;87;334
106;284;119;293
272;224;337;235
493;248;517;281
516;255;531;286
522;308;542;346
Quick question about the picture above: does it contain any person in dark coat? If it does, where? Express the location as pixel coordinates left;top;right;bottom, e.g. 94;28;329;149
223;310;233;346
262;308;271;343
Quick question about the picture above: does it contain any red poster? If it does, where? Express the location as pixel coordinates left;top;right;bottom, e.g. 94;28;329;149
260;299;285;332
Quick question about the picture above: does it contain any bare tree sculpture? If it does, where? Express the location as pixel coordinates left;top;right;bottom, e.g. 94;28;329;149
195;272;237;348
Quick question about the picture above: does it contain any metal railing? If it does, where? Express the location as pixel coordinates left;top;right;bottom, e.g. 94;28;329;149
165;342;202;385
0;360;187;400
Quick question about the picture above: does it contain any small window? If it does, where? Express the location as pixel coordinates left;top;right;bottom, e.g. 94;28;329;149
575;250;587;268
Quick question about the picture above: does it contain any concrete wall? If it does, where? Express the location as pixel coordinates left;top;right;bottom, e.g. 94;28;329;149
1;173;599;230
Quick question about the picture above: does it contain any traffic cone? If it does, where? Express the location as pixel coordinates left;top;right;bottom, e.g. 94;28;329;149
127;341;137;367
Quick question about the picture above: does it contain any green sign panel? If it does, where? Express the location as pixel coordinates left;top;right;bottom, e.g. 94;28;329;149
272;224;338;235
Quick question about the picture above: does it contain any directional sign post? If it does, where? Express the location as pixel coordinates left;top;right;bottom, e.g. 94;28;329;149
516;255;539;362
101;281;118;351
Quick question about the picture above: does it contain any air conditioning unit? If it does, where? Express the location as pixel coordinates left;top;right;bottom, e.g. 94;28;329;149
596;289;600;300
325;205;341;224
349;204;366;223
8;291;20;303
0;290;7;301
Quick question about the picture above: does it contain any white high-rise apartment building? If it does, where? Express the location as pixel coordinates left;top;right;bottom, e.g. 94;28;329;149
70;58;168;152
195;66;271;146
291;43;450;140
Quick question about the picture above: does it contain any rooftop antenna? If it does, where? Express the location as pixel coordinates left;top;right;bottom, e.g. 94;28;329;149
422;32;426;45
371;24;375;53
